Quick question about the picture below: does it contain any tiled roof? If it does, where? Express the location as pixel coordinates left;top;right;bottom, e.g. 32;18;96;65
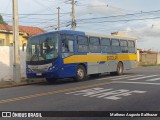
19;26;46;36
0;24;46;36
0;24;12;31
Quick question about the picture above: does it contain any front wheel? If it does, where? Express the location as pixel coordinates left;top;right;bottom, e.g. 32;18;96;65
74;65;87;82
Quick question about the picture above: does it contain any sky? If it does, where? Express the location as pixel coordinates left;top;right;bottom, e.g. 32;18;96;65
0;0;160;51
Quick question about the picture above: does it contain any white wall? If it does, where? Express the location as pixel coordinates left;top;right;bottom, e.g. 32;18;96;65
0;46;26;81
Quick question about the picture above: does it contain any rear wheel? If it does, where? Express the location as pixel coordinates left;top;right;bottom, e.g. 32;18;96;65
110;62;124;76
74;65;87;82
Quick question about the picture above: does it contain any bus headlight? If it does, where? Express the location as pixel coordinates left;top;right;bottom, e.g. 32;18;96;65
48;66;56;71
27;68;32;72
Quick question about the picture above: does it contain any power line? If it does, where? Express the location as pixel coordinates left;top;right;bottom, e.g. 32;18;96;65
77;16;160;24
3;0;160;33
33;0;55;13
0;13;70;16
76;9;160;22
18;1;68;20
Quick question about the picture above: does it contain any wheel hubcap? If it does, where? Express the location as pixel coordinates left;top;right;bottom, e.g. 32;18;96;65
118;64;122;74
77;68;84;79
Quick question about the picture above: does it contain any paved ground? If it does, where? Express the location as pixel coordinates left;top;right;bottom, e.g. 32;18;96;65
0;66;160;120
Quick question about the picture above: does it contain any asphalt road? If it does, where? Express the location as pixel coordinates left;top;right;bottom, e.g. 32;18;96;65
0;66;160;120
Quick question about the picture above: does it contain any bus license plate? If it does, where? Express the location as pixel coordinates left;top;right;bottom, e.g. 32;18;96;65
36;73;42;76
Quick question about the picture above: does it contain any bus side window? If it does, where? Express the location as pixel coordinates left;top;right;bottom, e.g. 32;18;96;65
61;34;74;58
111;39;121;53
77;36;88;52
66;35;74;52
89;37;101;53
128;40;136;53
101;38;111;53
120;40;128;53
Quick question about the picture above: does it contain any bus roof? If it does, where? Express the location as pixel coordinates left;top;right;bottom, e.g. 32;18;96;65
85;32;137;41
30;30;137;41
30;30;85;39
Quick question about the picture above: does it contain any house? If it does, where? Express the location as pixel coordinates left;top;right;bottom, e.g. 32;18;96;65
0;24;46;47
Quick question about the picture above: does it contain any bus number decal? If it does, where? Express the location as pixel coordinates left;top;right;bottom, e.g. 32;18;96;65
107;56;118;60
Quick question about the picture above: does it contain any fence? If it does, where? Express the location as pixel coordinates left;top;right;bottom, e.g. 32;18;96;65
140;53;160;65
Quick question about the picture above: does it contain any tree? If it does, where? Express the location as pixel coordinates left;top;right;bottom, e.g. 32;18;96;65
0;14;8;25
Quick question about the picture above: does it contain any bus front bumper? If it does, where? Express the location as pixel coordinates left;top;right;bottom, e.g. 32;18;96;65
26;71;58;79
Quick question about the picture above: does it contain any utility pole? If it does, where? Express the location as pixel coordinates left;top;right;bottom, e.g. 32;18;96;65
71;0;76;30
12;0;21;83
57;7;60;31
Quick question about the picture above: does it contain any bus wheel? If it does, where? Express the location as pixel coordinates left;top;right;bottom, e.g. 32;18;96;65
110;62;123;76
74;65;86;82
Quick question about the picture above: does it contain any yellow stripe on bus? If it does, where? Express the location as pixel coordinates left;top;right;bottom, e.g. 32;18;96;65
63;54;136;64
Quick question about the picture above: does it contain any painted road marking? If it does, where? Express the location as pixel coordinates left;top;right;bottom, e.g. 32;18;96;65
66;87;146;100
128;75;158;81
66;88;113;96
113;81;160;85
111;75;144;80
147;78;160;81
97;75;130;81
0;82;112;104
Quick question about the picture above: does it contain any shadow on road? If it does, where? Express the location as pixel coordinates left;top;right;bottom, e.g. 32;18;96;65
33;72;135;86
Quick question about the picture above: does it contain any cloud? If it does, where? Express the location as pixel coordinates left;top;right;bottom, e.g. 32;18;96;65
88;1;125;15
126;20;160;38
76;0;127;17
68;0;160;50
123;20;160;50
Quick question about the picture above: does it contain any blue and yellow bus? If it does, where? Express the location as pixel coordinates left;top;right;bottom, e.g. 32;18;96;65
26;30;137;82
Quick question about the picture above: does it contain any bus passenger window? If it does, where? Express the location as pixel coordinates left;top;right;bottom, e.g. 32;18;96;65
128;41;136;53
111;39;121;53
89;37;101;53
120;40;128;53
101;38;111;53
77;36;88;52
61;34;74;58
61;35;74;52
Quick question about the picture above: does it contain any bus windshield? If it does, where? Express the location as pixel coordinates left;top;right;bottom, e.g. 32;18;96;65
26;33;58;63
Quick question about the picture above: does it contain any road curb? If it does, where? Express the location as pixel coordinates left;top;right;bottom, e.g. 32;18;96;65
0;79;46;89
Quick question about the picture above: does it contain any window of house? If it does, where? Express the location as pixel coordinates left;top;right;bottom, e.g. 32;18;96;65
77;36;88;52
0;39;4;46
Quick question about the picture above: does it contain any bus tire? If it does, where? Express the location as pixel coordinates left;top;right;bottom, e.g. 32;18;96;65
110;62;124;76
74;65;87;82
